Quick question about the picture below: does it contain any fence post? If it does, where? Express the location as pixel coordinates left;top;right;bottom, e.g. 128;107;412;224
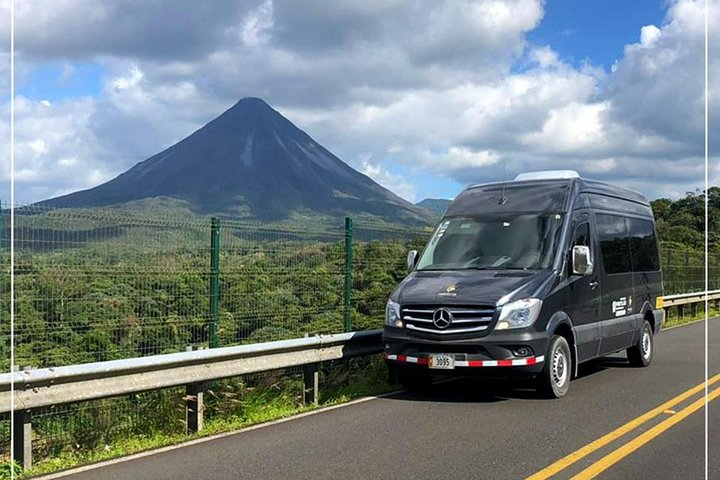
666;249;672;294
209;217;221;349
13;409;32;470
344;217;353;332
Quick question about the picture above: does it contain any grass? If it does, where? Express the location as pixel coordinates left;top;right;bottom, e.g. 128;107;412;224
664;306;719;328
19;356;392;478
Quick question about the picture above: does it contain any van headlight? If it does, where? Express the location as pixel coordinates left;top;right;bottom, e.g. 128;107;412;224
496;298;542;330
385;299;403;328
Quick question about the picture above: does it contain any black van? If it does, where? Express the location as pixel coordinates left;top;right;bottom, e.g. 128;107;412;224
383;171;664;398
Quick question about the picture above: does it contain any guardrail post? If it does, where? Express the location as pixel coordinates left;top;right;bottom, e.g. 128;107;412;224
303;363;319;405
209;217;221;348
13;409;32;470
185;383;205;434
344;217;353;332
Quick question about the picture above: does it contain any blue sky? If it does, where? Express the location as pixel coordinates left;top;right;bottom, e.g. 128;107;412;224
530;0;666;69
18;62;104;101
4;0;715;204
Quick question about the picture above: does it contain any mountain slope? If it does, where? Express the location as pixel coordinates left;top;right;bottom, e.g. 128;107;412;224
42;98;433;223
416;198;452;217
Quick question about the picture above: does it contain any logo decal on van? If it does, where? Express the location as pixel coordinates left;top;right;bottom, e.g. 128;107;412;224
612;297;628;317
438;283;458;298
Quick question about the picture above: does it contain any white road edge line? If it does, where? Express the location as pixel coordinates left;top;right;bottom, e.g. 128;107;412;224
35;317;714;479
663;315;718;332
35;388;405;479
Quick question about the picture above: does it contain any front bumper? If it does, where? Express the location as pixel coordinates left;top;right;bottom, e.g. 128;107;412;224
653;308;665;333
382;327;550;376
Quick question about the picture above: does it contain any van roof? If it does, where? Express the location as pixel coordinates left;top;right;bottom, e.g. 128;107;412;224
446;176;650;218
465;177;648;205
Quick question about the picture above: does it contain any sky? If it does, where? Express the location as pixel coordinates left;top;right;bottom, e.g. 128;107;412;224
0;0;718;205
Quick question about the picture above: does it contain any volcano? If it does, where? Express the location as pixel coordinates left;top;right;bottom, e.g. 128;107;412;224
42;97;433;223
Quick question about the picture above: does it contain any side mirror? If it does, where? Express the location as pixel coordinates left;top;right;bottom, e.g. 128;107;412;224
407;250;419;270
572;245;594;276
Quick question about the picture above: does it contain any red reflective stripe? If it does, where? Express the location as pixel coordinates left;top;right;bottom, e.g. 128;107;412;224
385;354;543;367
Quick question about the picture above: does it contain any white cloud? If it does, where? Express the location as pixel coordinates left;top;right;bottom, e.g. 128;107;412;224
639;25;661;47
428;147;501;170
112;65;144;92
0;97;108;202
1;0;716;204
360;156;417;202
242;0;274;47
27;139;47;157
522;102;608;153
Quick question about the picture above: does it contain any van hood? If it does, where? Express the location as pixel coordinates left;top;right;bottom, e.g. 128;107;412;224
394;269;553;306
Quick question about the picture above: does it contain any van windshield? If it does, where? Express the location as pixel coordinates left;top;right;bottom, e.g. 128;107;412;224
416;214;565;271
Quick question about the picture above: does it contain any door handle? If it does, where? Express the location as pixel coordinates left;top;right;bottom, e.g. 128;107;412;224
589;281;599;290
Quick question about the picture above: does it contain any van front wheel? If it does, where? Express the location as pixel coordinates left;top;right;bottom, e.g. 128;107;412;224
537;335;571;398
627;320;653;367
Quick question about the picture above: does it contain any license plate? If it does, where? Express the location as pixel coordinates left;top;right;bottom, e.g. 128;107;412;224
429;354;455;369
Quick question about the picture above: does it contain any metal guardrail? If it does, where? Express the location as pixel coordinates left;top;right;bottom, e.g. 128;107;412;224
1;289;716;470
1;329;383;469
663;290;720;308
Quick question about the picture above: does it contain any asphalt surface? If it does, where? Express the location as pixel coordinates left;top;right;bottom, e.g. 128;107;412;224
52;319;719;480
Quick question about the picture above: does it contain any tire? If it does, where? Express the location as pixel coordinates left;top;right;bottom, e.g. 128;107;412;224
627;320;654;367
396;371;434;392
537;335;572;398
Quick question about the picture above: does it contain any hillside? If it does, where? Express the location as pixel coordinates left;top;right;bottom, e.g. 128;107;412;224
416;198;452;217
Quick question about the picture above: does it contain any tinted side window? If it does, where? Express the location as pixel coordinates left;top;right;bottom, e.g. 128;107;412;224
572;222;590;247
627;218;660;271
596;214;631;274
589;194;654;217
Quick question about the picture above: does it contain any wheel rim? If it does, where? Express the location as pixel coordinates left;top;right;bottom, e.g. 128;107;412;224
552;346;568;387
642;328;652;360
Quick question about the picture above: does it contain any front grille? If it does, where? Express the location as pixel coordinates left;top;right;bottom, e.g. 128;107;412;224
408;344;488;355
401;305;496;334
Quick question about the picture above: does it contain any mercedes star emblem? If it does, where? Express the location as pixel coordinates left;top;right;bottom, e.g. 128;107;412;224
432;308;453;329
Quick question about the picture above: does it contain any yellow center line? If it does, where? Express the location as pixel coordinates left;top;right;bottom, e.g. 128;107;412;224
526;373;720;480
571;386;720;479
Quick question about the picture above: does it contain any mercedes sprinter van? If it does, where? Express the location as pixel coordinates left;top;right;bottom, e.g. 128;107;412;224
383;171;664;398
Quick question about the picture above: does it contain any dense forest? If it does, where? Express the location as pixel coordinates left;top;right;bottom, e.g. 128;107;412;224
650;187;719;251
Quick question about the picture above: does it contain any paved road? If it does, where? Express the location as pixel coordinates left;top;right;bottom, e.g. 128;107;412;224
52;319;719;480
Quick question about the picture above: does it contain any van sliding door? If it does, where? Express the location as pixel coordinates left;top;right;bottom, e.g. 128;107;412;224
595;213;636;355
